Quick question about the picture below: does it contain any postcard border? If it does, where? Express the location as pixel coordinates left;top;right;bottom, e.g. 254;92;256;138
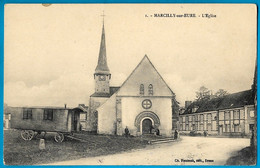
0;1;259;168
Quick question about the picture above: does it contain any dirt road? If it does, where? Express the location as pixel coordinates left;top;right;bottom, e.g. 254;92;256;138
49;136;250;165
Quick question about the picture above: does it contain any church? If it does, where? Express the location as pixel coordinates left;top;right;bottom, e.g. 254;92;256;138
86;21;179;137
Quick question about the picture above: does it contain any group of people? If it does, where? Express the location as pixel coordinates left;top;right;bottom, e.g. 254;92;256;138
124;126;179;139
149;125;160;135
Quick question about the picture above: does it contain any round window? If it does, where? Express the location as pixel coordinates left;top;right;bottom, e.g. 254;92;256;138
142;99;152;109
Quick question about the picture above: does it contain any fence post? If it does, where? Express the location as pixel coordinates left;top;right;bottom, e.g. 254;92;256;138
39;139;46;150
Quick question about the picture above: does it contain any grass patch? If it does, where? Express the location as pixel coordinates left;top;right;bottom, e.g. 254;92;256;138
225;146;256;165
4;129;148;165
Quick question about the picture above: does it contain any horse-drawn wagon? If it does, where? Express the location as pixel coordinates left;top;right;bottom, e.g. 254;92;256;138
8;106;86;142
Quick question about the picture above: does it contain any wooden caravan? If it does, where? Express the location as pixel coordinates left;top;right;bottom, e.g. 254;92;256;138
8;106;84;142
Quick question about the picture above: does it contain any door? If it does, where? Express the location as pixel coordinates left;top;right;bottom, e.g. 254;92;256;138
73;112;78;131
71;111;79;132
142;119;152;134
208;124;212;132
71;112;75;131
219;125;223;135
249;124;254;131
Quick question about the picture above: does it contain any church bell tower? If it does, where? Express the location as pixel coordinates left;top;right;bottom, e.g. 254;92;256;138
94;20;111;94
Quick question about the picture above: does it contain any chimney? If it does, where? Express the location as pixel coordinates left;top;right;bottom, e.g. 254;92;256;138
185;101;192;109
64;104;67;109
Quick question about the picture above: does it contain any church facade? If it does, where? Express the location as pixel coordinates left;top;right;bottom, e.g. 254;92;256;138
86;22;179;137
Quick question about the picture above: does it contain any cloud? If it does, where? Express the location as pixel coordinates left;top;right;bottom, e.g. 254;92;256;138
4;4;256;108
4;72;94;107
4;69;253;108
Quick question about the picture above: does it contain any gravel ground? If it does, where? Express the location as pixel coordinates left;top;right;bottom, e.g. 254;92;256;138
48;136;250;165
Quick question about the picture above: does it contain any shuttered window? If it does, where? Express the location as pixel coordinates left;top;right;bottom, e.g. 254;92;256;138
43;109;53;121
200;114;204;123
233;110;240;125
23;109;32;119
224;111;230;120
233;110;240;119
207;114;212;123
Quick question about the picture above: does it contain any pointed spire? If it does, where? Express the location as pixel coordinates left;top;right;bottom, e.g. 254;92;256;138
95;13;110;74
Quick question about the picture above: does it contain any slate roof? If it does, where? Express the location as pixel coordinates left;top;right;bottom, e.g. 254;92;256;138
182;89;254;115
90;86;120;98
73;104;89;113
95;23;110;74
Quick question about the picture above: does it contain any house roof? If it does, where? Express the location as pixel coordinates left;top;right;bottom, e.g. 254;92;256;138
90;86;120;98
182;89;254;115
72;104;89;113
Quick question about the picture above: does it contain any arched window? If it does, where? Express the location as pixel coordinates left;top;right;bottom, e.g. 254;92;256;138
140;84;144;95
148;84;153;95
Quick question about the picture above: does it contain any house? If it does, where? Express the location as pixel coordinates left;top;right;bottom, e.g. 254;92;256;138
77;104;88;130
86;21;179;137
179;89;255;137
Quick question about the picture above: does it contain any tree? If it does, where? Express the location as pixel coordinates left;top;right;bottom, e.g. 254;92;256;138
196;86;211;100
214;89;229;98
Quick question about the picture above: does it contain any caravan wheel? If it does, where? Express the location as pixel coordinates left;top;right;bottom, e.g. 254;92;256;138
54;133;64;143
21;130;35;141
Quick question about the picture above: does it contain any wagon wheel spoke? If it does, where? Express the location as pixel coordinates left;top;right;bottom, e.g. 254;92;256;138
54;133;64;143
21;130;35;141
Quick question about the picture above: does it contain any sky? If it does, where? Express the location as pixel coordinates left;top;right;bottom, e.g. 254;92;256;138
4;4;257;107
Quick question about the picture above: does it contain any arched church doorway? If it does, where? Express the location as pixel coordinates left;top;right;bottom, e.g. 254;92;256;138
135;111;160;135
142;118;153;134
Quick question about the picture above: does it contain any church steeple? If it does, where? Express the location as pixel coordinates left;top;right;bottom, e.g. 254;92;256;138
94;14;111;94
95;18;110;75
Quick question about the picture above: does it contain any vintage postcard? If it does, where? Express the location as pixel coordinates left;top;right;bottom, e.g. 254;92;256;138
3;4;257;165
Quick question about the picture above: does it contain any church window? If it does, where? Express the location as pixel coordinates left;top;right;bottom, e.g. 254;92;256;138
142;99;152;109
148;84;153;95
140;84;144;95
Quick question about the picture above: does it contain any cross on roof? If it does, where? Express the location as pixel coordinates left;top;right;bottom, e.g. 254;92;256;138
101;11;105;23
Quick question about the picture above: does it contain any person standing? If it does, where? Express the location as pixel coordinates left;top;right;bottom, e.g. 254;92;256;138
149;125;154;134
203;130;208;137
174;129;178;139
125;126;130;137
